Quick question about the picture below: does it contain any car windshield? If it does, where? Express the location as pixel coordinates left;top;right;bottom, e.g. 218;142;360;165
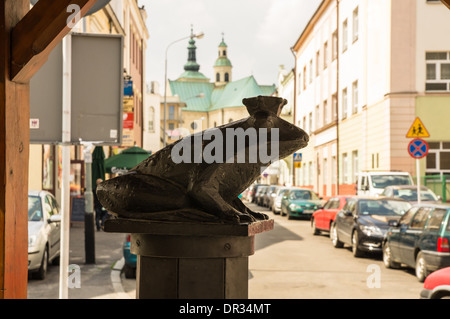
289;190;318;200
371;175;412;188
28;195;43;221
395;188;439;201
358;199;411;216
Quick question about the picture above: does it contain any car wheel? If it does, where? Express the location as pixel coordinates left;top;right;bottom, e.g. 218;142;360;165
123;264;136;279
415;252;429;282
330;223;344;248
34;246;48;280
311;218;320;235
352;231;364;258
383;242;400;269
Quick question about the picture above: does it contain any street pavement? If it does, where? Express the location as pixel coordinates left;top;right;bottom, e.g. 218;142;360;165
27;222;135;299
28;201;424;300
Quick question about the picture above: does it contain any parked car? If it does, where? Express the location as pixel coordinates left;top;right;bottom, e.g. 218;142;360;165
330;197;411;257
28;190;61;280
255;186;269;206
382;203;450;282
311;196;352;235
281;188;323;220
381;185;441;204
250;184;268;203
123;234;137;278
420;267;450;299
356;171;413;197
263;185;278;208
272;187;293;214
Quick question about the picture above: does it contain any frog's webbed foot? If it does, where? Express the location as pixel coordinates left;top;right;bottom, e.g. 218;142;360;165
232;197;269;221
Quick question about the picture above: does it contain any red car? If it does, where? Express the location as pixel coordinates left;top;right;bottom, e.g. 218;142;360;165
311;195;352;235
421;267;450;299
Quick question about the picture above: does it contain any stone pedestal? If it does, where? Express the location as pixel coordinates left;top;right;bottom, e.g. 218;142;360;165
105;218;273;299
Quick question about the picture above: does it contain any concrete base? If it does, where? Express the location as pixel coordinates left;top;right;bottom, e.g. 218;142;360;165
105;218;273;299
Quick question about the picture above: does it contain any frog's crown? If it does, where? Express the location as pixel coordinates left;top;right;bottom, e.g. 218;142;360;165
242;95;287;117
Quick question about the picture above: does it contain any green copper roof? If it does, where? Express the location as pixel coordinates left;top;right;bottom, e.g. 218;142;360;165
218;40;227;47
214;57;232;67
169;75;276;113
177;70;209;81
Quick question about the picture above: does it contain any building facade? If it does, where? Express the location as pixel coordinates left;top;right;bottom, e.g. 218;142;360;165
292;0;450;198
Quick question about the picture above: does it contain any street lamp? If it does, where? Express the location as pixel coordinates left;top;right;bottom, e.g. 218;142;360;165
163;31;204;147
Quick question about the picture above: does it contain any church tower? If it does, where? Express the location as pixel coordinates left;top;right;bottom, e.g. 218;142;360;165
213;34;232;87
177;27;209;82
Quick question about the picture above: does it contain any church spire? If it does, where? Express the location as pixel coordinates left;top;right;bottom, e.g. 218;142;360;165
184;26;200;72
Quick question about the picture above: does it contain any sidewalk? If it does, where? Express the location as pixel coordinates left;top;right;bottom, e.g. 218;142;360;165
27;222;136;299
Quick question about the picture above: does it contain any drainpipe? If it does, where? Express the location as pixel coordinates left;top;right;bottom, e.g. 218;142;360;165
336;0;340;195
290;47;297;186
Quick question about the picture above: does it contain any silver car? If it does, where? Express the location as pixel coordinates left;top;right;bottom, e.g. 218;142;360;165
28;190;61;280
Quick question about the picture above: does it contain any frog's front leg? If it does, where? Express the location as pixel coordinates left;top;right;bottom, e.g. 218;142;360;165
232;197;268;221
188;167;257;224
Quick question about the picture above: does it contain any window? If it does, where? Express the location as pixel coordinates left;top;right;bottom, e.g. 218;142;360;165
332;93;337;121
342;88;348;119
342;19;348;52
410;208;431;229
315;105;320;129
323;99;329;125
148;107;155;132
332;31;338;61
316;51;320;76
216;73;220;82
427;208;446;230
342;153;348;184
426;142;450;176
309;59;313;83
225;73;229;82
323;42;328;69
168;105;175;120
352;80;359;114
352;150;358;183
353;7;359;42
399;207;418;227
303;66;307;90
426;52;450;92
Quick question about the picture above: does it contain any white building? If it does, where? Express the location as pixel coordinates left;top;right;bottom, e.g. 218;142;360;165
292;0;450;198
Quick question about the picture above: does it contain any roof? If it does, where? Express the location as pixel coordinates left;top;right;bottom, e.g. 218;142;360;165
169;75;276;113
214;57;232;67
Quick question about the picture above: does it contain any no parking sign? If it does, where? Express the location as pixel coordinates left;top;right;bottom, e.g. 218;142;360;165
407;138;429;159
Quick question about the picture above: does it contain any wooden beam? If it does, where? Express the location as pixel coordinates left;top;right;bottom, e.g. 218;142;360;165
10;0;98;83
441;0;450;10
0;0;31;299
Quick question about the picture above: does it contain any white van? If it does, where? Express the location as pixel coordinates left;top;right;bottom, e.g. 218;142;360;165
356;171;414;197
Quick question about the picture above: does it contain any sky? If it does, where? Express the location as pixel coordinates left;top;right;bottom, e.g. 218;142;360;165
139;0;322;92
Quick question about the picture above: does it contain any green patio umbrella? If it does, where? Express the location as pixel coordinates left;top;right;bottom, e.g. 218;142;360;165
104;146;150;174
92;146;106;187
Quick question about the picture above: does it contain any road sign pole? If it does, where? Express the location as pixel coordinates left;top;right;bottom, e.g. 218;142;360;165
416;159;421;204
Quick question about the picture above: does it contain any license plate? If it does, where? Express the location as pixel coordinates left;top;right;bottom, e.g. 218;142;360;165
303;210;313;214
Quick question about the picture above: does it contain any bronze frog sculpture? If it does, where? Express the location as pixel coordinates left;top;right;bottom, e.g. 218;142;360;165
97;96;309;224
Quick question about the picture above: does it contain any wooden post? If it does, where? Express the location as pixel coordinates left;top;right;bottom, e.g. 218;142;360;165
0;0;97;299
0;0;32;300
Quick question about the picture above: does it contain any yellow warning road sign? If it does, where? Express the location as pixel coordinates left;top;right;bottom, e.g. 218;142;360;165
294;162;302;168
406;117;430;138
